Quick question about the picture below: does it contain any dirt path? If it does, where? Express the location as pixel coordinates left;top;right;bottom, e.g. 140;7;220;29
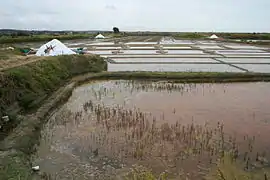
0;55;44;71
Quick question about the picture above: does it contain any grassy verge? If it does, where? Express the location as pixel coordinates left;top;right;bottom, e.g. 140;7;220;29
218;33;270;40
0;48;22;60
0;55;107;139
173;32;206;39
0;150;32;180
74;71;270;84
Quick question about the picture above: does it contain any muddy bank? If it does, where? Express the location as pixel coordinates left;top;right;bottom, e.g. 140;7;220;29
0;83;75;180
74;71;270;84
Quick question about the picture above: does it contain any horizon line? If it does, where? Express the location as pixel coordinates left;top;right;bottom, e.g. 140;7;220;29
0;29;269;34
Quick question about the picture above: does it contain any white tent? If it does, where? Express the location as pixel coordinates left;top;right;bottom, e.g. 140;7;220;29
36;39;76;56
95;33;105;39
209;34;219;39
160;36;175;44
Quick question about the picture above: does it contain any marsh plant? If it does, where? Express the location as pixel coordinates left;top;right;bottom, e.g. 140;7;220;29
49;98;269;179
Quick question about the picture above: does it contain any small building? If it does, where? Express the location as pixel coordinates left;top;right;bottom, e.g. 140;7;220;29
95;33;105;39
209;34;219;39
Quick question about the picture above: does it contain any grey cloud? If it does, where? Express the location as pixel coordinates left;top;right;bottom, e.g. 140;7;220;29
0;0;269;32
105;5;117;10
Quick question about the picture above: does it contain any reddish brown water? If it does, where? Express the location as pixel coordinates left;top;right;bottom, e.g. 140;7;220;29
34;81;270;179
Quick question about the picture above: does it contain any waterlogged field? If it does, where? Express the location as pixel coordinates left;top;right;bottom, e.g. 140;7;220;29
34;81;270;180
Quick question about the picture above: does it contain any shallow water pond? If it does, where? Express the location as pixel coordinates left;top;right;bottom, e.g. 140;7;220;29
34;81;270;179
111;57;216;63
234;64;270;73
89;50;204;55
107;63;243;72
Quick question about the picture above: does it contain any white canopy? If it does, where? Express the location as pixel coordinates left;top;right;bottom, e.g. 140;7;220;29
209;34;219;39
95;33;105;39
36;39;76;56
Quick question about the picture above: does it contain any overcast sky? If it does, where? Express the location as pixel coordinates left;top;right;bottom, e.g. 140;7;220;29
1;0;269;32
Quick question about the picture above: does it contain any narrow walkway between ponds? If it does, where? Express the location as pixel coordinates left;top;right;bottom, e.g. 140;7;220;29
212;57;249;72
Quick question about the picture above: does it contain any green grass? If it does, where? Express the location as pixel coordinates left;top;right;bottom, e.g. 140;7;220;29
2;55;106;110
0;150;32;180
0;48;22;60
0;55;107;140
173;32;206;39
219;33;270;40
